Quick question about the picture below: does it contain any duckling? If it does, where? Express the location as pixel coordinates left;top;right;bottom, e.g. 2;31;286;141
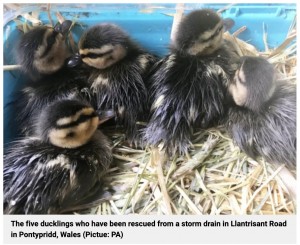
17;20;73;80
68;23;158;146
13;20;91;136
4;99;113;214
144;9;240;155
226;56;296;167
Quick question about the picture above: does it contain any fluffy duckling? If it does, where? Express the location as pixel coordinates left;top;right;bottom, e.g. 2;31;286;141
144;9;240;155
13;20;91;136
68;23;158;145
226;56;296;167
4;99;112;214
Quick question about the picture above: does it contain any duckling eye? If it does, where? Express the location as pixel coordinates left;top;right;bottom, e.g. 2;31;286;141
40;32;58;58
47;33;57;48
66;132;75;138
81;50;113;59
238;72;246;84
200;26;223;42
86;53;102;59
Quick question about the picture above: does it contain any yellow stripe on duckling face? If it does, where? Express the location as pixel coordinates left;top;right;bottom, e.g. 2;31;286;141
187;21;223;56
56;108;95;126
49;110;99;148
80;44;127;69
229;69;248;106
79;44;114;55
33;29;69;74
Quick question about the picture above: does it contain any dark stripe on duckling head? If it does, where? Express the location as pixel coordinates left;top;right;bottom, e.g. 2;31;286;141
81;49;113;59
200;25;223;43
55;112;97;129
47;106;99;148
79;44;127;69
40;31;59;58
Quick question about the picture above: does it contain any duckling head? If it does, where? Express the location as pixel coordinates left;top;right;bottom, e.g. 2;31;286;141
69;24;131;69
17;20;72;77
36;100;100;149
173;9;234;56
228;56;276;112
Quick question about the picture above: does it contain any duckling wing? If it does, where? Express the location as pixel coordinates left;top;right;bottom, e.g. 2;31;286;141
50;134;113;213
257;83;296;166
226;106;259;159
58;182;112;214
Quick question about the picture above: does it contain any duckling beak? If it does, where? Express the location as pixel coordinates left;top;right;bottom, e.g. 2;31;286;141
97;110;115;125
67;53;82;67
223;18;235;32
54;20;72;36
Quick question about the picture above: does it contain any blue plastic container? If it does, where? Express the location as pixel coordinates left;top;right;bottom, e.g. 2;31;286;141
3;3;296;144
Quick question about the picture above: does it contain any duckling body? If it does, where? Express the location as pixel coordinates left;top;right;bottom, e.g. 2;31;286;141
4;100;112;214
145;9;240;155
69;24;157;145
226;56;296;166
13;21;91;136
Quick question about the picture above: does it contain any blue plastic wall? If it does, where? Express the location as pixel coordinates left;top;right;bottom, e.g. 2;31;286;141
3;3;296;144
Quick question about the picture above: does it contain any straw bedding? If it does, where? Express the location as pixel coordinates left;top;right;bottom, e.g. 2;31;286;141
3;4;297;215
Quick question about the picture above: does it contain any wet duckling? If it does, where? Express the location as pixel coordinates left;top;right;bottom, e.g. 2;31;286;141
13;20;91;136
4;99;113;214
68;23;157;146
17;20;73;80
144;9;240;155
226;56;296;167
